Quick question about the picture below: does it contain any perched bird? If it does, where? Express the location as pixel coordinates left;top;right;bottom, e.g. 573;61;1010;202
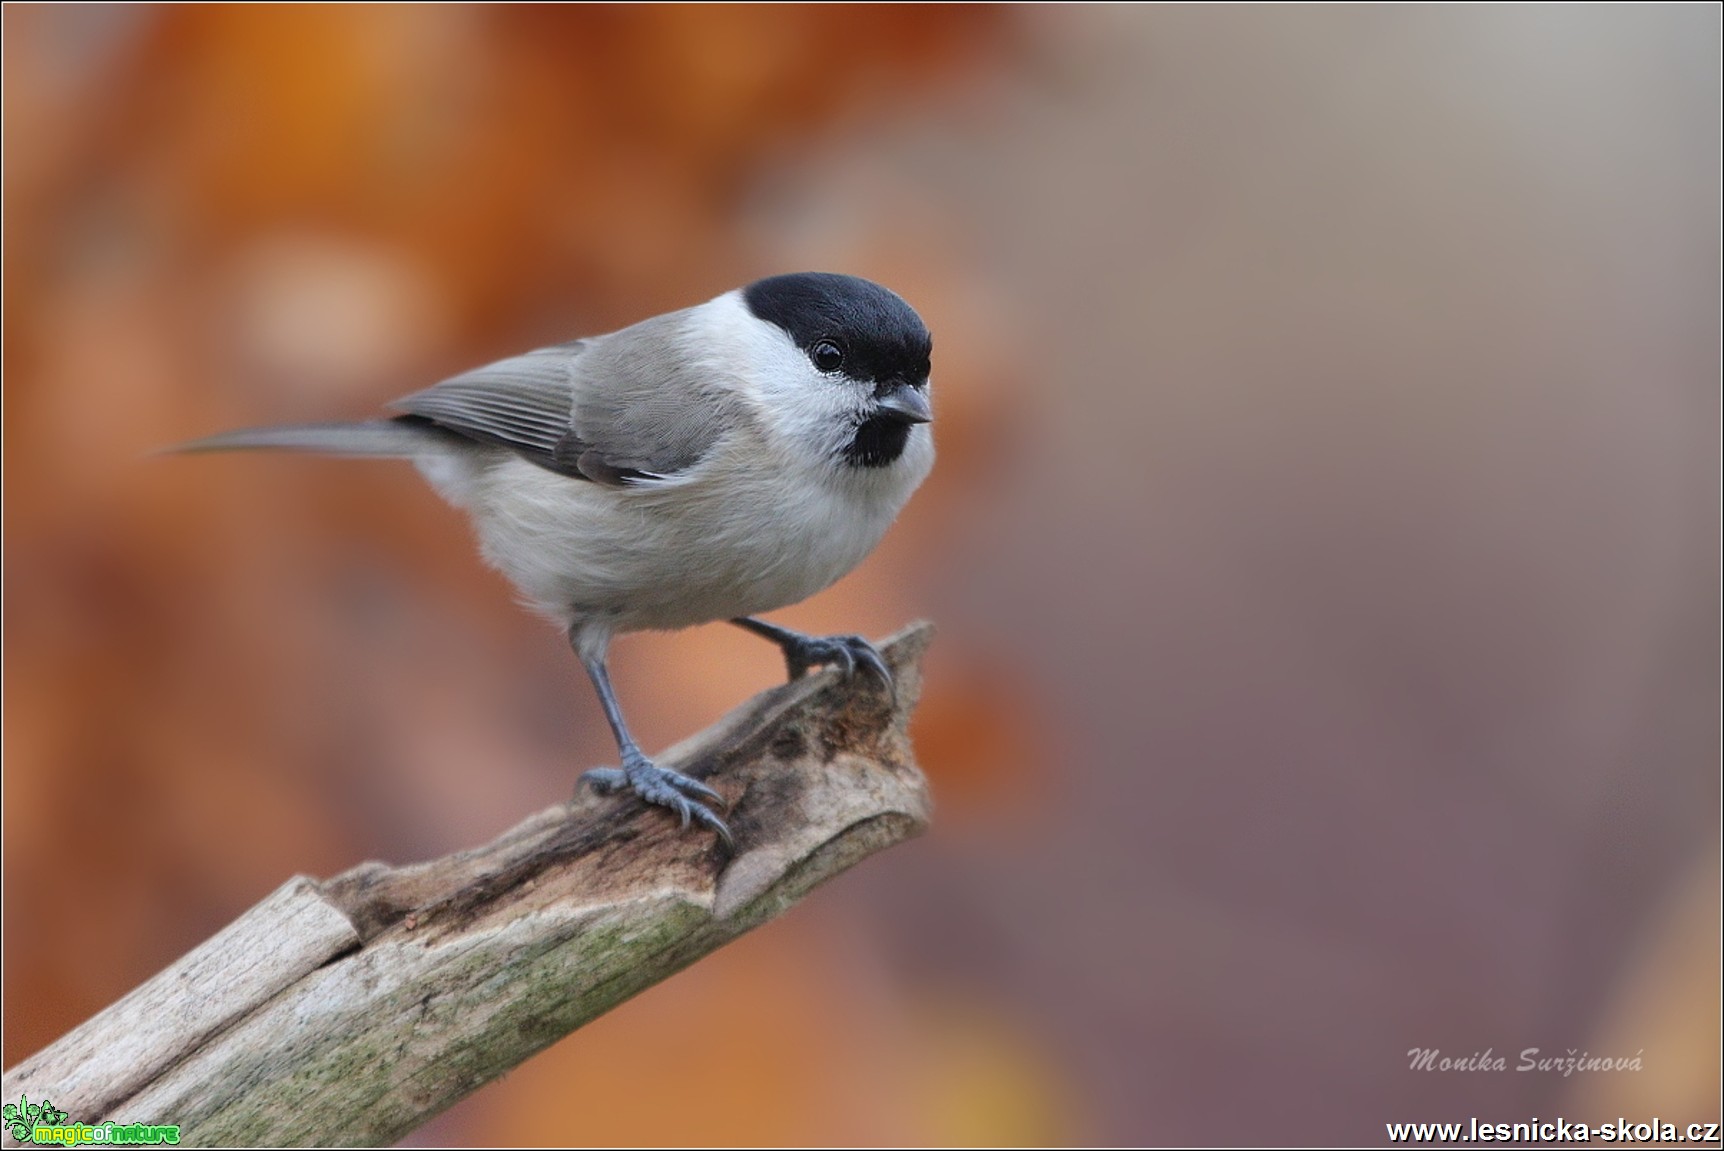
178;272;935;849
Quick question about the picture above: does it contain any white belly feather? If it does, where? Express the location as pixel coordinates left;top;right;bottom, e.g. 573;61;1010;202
417;427;932;635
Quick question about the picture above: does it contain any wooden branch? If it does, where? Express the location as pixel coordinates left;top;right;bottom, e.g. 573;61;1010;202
3;623;935;1147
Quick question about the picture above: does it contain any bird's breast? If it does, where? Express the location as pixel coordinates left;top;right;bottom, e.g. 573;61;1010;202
463;439;928;634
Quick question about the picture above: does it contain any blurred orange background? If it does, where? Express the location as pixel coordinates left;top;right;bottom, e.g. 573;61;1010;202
4;6;1717;1145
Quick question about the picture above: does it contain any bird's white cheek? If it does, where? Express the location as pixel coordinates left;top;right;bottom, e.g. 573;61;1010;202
895;424;937;498
910;424;936;477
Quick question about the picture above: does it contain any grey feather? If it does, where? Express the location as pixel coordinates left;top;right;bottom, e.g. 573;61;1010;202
561;313;734;482
169;421;452;457
183;313;739;485
389;318;734;486
389;341;586;476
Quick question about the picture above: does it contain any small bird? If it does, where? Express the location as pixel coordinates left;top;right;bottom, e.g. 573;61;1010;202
178;272;935;849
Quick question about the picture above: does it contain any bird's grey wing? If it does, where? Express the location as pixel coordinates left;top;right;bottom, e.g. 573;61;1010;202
388;341;588;478
559;312;738;486
392;313;736;486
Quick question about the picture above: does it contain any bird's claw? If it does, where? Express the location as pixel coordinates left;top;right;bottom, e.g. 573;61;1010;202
579;755;733;850
579;766;628;794
781;633;894;694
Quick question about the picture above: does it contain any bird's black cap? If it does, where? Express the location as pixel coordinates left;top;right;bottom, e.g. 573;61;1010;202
743;273;932;386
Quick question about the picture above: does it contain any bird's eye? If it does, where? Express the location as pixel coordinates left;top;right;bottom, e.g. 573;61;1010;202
811;340;844;372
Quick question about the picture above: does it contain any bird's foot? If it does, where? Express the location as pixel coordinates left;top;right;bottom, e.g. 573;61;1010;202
731;617;894;697
780;631;893;690
775;631;895;706
580;751;733;850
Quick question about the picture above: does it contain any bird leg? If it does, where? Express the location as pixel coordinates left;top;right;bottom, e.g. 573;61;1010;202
573;629;733;849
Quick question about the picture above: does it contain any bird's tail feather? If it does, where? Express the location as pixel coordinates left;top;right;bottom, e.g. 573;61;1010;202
168;420;440;458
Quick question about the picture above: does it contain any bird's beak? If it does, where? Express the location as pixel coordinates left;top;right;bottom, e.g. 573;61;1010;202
873;383;932;425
